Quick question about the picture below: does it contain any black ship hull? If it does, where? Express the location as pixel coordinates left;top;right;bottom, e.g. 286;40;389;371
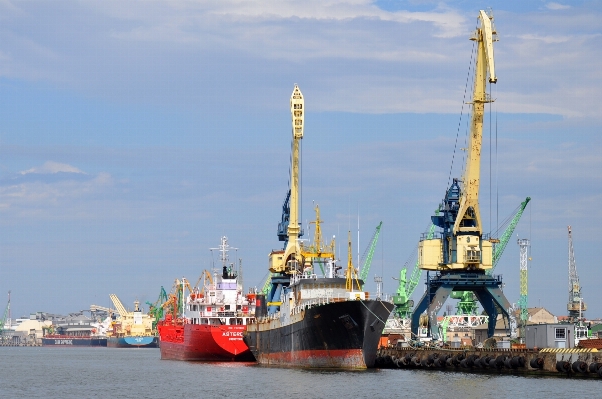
243;299;394;369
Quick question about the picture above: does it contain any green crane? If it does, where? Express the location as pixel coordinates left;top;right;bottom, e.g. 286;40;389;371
451;197;531;314
359;222;383;286
146;286;168;329
392;269;411;318
393;213;438;318
261;273;272;295
0;291;10;343
488;197;532;275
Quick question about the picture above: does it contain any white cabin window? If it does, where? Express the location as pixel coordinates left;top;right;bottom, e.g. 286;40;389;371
555;328;566;339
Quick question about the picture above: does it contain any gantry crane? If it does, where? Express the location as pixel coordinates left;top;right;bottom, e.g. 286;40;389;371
266;85;305;314
413;10;513;340
359;222;382;285
567;225;586;323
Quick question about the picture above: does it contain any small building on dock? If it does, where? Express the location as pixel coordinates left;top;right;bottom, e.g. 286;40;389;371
473;315;510;344
525;323;575;349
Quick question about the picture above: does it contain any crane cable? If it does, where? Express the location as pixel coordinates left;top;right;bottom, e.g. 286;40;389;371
447;20;479;189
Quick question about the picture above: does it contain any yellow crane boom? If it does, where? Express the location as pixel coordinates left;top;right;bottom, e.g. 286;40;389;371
109;294;129;317
269;84;304;274
452;10;497;238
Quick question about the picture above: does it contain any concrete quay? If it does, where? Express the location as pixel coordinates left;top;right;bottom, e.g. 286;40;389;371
375;346;602;377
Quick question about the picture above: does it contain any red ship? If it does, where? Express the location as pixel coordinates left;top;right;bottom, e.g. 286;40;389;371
157;237;257;361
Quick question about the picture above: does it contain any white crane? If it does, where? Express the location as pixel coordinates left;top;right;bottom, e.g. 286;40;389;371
567;226;586;323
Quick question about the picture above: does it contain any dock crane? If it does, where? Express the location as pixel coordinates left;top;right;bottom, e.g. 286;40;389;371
392;215;437;319
109;294;130;318
359;222;383;286
0;291;10;342
266;84;305;314
413;10;513;340
488;197;531;275
567;225;586;323
146;286;168;329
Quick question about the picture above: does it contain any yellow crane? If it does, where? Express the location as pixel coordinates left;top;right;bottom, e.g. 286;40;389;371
269;84;304;275
345;231;361;292
109;294;129;318
412;10;513;340
419;9;497;272
300;204;336;275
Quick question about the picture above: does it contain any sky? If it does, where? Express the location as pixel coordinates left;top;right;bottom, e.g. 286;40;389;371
0;0;600;321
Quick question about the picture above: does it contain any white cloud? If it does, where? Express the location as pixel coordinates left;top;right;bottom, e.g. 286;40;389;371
20;161;86;175
516;33;571;44
1;1;600;120
546;2;571;10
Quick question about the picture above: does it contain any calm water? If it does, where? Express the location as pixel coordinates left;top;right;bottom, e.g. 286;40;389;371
0;347;600;398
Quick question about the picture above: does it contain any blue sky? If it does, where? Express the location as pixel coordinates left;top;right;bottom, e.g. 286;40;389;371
1;0;600;320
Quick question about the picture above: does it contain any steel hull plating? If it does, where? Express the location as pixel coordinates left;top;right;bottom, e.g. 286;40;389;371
107;336;158;348
158;323;254;361
42;336;107;347
244;300;394;369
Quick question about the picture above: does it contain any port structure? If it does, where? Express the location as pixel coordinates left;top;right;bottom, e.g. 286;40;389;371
567;226;586;323
517;238;530;339
412;10;513;340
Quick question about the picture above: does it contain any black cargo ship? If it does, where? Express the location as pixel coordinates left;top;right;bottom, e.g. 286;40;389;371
245;84;393;368
244;274;394;369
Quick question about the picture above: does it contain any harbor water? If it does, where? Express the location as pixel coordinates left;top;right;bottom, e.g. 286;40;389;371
1;347;600;398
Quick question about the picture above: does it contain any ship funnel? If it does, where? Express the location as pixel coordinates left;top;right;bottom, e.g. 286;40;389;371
255;294;267;319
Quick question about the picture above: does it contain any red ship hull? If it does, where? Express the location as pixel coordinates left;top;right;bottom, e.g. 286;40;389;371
158;323;254;361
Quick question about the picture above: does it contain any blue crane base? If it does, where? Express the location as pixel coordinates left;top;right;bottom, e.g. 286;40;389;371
411;271;512;340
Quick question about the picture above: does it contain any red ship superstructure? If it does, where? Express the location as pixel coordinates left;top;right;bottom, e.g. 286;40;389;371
158;236;257;361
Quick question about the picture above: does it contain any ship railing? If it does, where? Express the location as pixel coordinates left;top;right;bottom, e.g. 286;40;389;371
217;311;236;317
291;295;338;316
261;312;281;321
290;292;392;316
291;273;319;285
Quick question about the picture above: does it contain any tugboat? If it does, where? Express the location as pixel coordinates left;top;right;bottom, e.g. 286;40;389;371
243;85;394;369
157;237;256;361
